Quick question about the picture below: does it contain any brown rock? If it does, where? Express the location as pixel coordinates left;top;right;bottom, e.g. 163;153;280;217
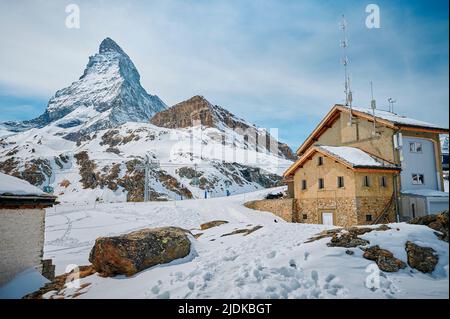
327;232;370;248
405;241;439;273
306;225;391;244
200;220;229;230
221;225;263;237
89;227;191;277
408;211;448;242
362;245;406;272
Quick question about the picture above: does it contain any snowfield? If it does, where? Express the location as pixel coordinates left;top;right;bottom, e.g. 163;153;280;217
40;187;449;299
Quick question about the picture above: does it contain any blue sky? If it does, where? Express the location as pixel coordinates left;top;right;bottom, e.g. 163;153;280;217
0;0;448;148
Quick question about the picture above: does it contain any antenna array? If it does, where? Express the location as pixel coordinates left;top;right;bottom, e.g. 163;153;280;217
340;15;354;125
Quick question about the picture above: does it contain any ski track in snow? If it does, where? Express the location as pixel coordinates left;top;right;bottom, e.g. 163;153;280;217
43;187;449;299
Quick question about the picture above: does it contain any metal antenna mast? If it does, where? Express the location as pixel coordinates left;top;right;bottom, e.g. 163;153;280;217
340;15;353;124
388;98;396;113
370;81;377;135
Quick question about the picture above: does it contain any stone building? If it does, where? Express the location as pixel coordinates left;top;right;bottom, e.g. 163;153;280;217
0;172;57;286
282;104;449;227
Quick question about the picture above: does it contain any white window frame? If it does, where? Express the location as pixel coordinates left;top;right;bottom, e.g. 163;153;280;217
411;173;425;185
409;142;423;153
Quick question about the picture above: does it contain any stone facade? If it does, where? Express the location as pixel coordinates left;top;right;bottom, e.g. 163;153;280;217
289;151;396;227
296;197;358;227
356;196;396;224
0;208;46;285
244;198;297;222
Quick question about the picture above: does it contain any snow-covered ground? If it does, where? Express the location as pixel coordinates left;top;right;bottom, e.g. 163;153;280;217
39;187;449;299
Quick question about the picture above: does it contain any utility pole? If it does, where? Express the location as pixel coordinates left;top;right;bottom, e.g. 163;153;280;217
136;153;159;202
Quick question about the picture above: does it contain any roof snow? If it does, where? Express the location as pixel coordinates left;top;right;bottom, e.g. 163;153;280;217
402;189;449;198
0;172;46;196
351;107;446;129
317;145;394;168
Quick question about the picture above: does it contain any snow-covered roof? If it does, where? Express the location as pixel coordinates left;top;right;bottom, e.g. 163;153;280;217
317;145;396;168
0;172;47;196
351;107;445;129
402;189;449;198
284;145;399;177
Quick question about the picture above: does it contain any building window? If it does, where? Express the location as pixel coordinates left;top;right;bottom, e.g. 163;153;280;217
380;176;387;188
363;176;370;187
301;180;307;190
409;142;423;153
412;173;425;185
302;214;308;220
366;215;373;222
318;156;323;166
337;176;344;188
318;178;324;189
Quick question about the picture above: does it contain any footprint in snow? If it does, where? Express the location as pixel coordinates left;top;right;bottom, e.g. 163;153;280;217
304;251;310;261
311;270;319;286
266;251;276;259
156;291;170;299
289;259;297;269
151;285;160;294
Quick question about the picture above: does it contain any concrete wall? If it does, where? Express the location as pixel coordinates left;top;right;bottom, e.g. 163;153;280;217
0;208;45;285
244;198;297;222
401;131;444;191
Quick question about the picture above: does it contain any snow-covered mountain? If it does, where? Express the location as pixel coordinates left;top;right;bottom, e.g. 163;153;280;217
151;95;297;160
2;38;166;139
0;38;294;203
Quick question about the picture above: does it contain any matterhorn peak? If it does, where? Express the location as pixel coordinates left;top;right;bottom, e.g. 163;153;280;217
99;37;127;56
2;37;166;138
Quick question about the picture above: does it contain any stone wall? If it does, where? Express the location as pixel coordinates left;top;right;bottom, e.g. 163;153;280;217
295;196;395;227
0;208;45;285
296;197;358;227
244;198;297;222
356;196;396;224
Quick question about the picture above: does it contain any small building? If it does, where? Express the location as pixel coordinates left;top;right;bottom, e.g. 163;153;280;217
284;145;400;226
400;189;449;219
0;172;57;286
283;104;449;227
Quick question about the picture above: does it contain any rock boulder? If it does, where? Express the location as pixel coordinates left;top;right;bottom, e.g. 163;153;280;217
362;245;406;272
408;211;448;242
89;227;191;277
405;241;439;273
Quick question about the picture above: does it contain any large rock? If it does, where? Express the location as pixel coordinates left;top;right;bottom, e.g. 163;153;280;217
408;211;448;242
405;241;439;273
362;245;406;272
89;227;191;277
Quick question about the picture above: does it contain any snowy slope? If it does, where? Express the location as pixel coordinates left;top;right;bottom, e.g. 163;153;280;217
0;120;291;203
38;187;449;299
